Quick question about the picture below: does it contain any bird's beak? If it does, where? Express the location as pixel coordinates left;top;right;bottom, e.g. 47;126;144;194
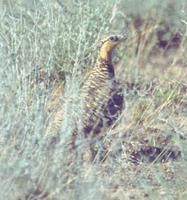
119;34;128;42
116;35;127;49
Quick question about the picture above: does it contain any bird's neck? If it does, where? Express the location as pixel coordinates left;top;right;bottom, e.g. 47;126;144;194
97;50;115;79
98;47;113;64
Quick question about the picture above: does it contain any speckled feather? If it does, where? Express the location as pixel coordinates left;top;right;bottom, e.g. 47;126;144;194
80;61;123;136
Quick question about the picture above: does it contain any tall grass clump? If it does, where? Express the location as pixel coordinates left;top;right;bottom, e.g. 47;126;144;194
0;0;187;199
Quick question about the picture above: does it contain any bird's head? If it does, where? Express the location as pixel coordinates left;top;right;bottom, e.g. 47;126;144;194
99;35;126;63
101;35;125;49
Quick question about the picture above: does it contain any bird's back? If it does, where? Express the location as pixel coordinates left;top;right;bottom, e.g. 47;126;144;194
80;61;123;136
45;35;125;145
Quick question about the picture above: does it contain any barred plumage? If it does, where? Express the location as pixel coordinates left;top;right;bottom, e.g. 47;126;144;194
80;35;125;137
46;35;126;152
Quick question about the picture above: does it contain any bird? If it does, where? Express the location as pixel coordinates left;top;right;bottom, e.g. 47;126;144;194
45;35;126;159
78;35;126;159
80;35;125;136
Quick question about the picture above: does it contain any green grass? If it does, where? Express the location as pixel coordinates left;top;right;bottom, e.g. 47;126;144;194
0;0;187;199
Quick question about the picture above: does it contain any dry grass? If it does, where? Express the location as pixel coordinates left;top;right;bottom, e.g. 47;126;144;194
0;0;187;199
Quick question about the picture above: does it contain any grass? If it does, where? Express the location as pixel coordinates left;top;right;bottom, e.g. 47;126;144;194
0;0;187;199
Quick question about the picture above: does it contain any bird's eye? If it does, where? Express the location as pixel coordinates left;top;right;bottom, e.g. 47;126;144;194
110;36;118;41
110;36;114;40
